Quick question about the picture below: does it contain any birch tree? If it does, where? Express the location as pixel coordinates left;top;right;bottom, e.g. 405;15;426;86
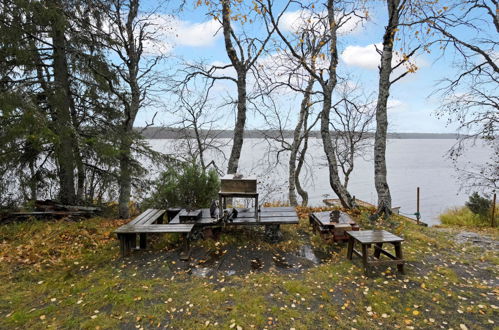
183;0;275;175
101;0;169;218
263;0;367;208
373;0;420;215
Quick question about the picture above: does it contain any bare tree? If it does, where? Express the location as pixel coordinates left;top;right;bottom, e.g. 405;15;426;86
423;0;498;192
182;1;276;175
262;0;368;208
101;0;169;218
373;0;421;215
171;80;226;173
331;81;375;189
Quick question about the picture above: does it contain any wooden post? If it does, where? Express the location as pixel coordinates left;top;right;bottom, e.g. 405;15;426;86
416;187;420;225
492;193;496;227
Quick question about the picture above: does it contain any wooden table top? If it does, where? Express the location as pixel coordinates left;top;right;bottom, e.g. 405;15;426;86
311;211;356;226
346;230;404;244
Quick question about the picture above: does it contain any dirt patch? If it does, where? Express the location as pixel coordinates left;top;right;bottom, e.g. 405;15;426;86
116;241;333;280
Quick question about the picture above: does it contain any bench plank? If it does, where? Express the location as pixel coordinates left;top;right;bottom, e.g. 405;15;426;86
128;209;157;225
115;224;195;233
141;209;166;225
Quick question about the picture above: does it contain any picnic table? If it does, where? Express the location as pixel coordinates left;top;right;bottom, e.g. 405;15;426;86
346;230;405;275
309;211;359;241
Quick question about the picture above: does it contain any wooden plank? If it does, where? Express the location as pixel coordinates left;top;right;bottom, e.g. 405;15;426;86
261;207;296;212
115;224;194;233
259;216;299;223
141;209;166;225
128;209;156;225
346;230;403;244
220;174;257;193
310;211;355;226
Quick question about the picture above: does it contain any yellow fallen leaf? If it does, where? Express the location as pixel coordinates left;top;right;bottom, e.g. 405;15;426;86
412;310;420;316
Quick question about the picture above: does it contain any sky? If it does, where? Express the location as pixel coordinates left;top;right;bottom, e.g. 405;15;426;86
133;1;492;134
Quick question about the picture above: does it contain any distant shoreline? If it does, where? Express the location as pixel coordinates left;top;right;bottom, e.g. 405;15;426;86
137;127;460;140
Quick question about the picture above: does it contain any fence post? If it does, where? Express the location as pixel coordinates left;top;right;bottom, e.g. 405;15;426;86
492;193;496;227
416;187;420;225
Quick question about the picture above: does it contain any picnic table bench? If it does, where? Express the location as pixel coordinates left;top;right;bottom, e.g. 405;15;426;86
346;230;405;275
115;208;186;256
115;207;300;256
309;211;359;241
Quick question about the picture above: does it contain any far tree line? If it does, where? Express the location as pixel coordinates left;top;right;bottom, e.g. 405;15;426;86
0;0;497;218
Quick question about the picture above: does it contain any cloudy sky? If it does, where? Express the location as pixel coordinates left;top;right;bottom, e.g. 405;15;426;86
133;1;487;133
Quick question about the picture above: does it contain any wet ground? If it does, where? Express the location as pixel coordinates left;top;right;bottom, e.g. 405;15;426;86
116;229;336;280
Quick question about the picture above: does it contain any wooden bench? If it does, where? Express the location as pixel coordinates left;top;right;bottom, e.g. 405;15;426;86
309;211;359;241
115;208;194;256
346;230;405;275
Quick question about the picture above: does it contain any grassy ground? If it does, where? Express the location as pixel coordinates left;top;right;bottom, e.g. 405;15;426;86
0;207;497;329
440;206;498;228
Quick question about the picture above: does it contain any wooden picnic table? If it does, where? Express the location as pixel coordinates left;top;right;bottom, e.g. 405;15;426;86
309;211;359;241
346;230;405;275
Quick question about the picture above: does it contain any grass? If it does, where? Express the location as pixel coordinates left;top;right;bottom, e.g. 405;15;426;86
0;208;497;329
440;206;497;227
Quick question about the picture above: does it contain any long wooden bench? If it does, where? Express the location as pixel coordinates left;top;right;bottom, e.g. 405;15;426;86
115;208;193;256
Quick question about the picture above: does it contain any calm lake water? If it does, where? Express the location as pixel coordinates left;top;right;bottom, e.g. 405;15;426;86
147;138;492;226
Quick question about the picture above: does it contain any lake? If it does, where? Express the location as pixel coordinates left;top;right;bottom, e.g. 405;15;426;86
147;138;492;226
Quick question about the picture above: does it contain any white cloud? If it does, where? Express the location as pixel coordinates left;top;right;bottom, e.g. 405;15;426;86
124;15;221;55
387;99;406;113
174;19;221;47
280;9;364;35
341;43;381;69
341;43;427;74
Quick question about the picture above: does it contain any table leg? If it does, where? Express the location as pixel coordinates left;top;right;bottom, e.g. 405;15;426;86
119;234;135;257
254;195;259;219
118;234;126;257
347;236;354;260
374;243;383;259
394;242;405;274
219;195;224;217
180;233;191;261
139;233;147;249
361;243;369;275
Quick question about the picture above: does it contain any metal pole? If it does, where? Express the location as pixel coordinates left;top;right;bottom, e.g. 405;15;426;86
416;187;420;225
492;193;496;227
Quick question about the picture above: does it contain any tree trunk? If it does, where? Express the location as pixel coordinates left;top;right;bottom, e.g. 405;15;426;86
289;76;314;206
118;134;132;218
374;0;399;213
221;0;247;175
227;76;247;174
295;119;310;207
50;0;76;205
118;0;140;219
321;92;353;208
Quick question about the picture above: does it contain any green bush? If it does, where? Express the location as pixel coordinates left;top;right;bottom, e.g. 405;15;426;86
439;207;490;227
465;192;491;217
143;162;219;210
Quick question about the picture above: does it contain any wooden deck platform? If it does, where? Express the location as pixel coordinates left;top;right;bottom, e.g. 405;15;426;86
169;207;298;226
114;206;299;256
